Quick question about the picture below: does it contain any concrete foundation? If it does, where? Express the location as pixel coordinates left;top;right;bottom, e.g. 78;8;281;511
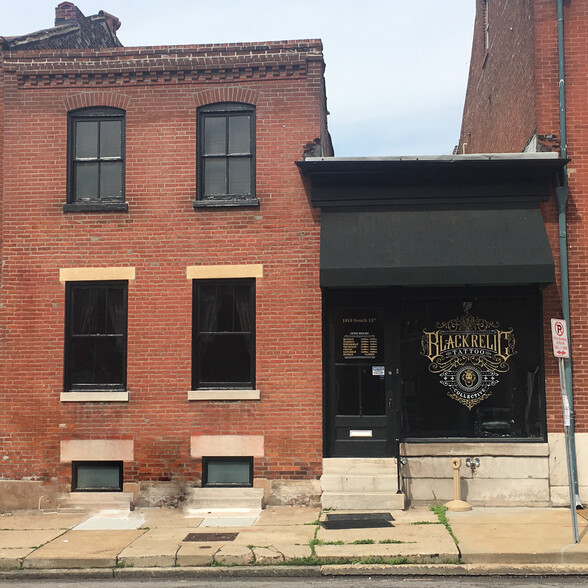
0;480;66;512
548;432;588;506
2;433;587;511
400;442;551;506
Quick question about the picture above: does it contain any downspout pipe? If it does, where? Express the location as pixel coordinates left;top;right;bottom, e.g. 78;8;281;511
555;0;581;506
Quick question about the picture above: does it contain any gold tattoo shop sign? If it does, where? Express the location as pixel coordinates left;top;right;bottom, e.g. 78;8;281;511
421;312;516;409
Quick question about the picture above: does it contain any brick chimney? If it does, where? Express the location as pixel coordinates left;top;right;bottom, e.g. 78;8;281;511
55;2;82;25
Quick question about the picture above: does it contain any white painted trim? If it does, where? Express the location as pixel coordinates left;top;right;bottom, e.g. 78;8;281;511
188;389;260;401
60;391;129;402
59;267;135;282
186;264;263;279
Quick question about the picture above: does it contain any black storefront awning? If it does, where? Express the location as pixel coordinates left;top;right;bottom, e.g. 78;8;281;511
321;208;555;287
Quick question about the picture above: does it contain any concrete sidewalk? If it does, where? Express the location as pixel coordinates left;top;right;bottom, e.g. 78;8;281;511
0;505;587;578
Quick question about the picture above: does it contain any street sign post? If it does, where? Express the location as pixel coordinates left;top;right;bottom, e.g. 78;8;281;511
551;318;579;543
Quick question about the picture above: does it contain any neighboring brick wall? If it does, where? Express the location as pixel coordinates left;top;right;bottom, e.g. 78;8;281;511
459;0;588;435
0;41;328;486
547;0;588;435
458;0;536;154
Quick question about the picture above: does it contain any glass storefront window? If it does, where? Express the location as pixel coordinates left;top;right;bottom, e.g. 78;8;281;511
400;288;545;440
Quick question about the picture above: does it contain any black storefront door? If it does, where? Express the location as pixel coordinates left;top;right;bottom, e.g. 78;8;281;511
325;291;399;457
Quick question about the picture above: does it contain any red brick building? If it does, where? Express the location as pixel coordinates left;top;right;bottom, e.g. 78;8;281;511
458;0;588;506
1;1;581;512
0;3;331;509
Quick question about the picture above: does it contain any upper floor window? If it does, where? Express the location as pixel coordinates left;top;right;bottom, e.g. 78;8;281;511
65;107;127;212
195;103;258;208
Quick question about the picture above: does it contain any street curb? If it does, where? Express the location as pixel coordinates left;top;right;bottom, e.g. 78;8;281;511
322;563;588;576
2;563;588;580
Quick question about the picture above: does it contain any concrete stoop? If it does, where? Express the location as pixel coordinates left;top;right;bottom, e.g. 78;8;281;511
184;487;264;511
57;492;133;513
321;458;405;510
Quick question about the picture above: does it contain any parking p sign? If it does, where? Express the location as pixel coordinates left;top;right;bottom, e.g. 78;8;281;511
551;319;570;358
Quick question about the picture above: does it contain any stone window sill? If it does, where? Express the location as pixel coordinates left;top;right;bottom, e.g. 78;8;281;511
188;389;260;401
60;391;129;402
193;198;259;210
63;202;129;213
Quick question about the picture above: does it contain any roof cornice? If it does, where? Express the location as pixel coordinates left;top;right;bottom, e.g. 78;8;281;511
4;41;323;88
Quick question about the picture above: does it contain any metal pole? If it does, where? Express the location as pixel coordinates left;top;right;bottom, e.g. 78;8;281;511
556;0;581;510
559;357;579;543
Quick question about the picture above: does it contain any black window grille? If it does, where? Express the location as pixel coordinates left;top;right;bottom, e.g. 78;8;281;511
66;107;126;211
72;461;123;492
64;281;127;391
196;103;257;207
192;279;255;389
202;457;253;487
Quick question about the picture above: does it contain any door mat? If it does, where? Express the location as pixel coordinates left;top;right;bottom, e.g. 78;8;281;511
321;512;394;530
183;532;238;542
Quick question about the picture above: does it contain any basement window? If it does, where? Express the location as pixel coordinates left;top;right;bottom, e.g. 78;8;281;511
202;457;253;487
72;461;123;492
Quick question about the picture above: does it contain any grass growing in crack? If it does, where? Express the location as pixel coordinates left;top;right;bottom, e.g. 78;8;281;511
308;508;325;556
412;521;442;525
272;556;321;566
379;539;408;544
209;553;463;568
359;556;412;565
352;539;375;545
323;540;344;545
430;505;459;545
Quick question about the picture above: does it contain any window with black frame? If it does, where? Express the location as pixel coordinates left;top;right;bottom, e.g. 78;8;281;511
192;279;255;389
65;107;126;212
400;287;545;440
195;103;257;207
64;281;127;391
202;457;253;487
72;461;123;492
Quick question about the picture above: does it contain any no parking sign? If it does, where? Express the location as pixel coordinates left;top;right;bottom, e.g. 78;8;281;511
551;318;570;358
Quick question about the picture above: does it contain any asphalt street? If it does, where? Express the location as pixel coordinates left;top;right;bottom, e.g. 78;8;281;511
4;577;588;587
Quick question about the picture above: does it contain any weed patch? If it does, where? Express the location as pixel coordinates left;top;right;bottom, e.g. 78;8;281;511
430;505;458;545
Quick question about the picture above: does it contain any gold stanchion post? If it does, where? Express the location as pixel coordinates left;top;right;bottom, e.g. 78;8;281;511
444;458;472;512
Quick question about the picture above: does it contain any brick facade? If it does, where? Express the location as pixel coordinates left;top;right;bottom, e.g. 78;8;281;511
0;9;331;505
459;0;536;154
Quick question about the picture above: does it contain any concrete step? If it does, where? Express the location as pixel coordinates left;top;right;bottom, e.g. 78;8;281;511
321;491;406;511
185;487;264;510
322;457;398;475
58;492;133;512
320;473;399;493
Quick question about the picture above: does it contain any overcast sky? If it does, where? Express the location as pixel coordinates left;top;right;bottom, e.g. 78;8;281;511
3;0;476;157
